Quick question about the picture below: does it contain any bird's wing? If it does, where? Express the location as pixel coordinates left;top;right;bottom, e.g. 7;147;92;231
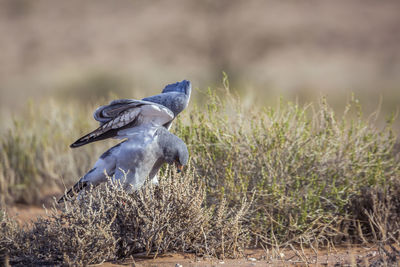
94;81;191;125
142;80;191;119
70;100;174;148
94;99;142;125
161;80;191;96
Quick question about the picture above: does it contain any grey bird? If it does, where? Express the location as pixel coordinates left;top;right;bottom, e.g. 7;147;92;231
58;126;189;203
70;80;191;148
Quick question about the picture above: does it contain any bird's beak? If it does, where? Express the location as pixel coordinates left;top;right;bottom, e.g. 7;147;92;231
176;163;184;173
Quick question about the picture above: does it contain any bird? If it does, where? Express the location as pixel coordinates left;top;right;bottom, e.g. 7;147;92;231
70;80;191;148
58;126;189;203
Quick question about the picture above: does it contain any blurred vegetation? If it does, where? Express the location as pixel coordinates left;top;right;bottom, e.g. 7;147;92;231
1;82;400;256
0;100;118;204
1;0;400;117
56;71;134;104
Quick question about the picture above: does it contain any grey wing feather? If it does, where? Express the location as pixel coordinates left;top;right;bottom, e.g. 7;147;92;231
94;99;143;125
143;81;191;117
71;101;174;148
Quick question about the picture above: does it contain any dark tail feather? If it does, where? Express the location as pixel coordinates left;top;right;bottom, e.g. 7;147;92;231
58;180;88;203
70;117;138;148
70;128;120;148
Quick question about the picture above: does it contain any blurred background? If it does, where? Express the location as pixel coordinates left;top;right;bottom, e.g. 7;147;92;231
1;0;400;120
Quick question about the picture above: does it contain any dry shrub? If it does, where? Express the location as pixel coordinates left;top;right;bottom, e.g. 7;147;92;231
108;168;250;259
0;209;17;266
2;201;117;265
347;180;400;244
0;168;250;265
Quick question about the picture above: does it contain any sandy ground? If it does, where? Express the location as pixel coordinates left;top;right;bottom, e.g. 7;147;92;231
6;205;398;267
98;247;384;267
6;205;50;224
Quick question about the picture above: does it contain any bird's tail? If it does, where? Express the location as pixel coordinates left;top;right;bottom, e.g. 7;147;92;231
70;126;119;148
58;180;88;204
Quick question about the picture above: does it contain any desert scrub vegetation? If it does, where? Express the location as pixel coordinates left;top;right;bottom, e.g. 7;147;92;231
0;169;249;265
175;88;400;246
1;82;400;262
0;100;117;204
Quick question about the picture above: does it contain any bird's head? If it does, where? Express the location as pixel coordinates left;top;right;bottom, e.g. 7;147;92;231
162;134;189;173
174;143;189;173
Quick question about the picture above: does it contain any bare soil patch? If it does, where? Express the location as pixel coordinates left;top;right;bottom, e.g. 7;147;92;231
100;247;383;267
5;205;49;225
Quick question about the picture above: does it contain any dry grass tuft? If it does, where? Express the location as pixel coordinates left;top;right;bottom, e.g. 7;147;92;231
0;168;250;265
